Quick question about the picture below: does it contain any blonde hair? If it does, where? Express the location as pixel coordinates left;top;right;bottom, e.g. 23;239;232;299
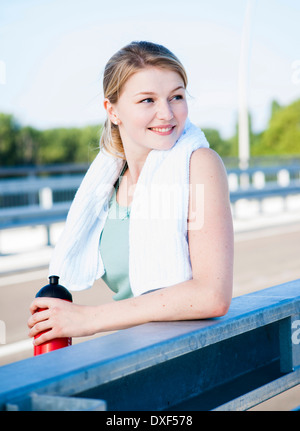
100;41;188;159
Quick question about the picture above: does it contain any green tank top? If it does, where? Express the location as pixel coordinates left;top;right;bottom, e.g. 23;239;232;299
99;164;133;301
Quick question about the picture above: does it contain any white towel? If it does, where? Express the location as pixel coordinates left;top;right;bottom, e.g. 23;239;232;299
49;119;209;293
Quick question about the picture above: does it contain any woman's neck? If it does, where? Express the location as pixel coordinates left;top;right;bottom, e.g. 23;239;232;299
123;147;151;186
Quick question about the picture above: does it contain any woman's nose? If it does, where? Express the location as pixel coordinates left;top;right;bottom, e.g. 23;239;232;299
156;100;174;121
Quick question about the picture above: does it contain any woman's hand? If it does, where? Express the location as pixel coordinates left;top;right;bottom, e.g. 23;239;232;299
28;298;95;346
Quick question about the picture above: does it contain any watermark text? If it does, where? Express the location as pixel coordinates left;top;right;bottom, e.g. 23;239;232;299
291;60;300;85
292;319;300;345
0;60;6;85
0;320;6;344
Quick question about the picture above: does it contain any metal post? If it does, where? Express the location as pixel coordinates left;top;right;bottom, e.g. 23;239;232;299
238;0;255;170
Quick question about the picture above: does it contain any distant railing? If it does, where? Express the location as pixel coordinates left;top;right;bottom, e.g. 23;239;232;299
0;279;299;411
1;156;300;178
0;163;90;179
0;176;82;246
0;164;300;245
227;165;300;190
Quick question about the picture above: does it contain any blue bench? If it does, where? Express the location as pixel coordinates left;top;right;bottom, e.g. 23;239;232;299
0;278;300;411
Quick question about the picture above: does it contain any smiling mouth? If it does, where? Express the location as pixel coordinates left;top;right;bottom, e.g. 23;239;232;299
148;126;176;134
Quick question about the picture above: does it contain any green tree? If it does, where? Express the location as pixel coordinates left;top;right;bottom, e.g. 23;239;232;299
201;128;233;157
258;99;300;155
38;128;81;164
37;125;101;164
77;124;102;163
16;126;42;165
0;113;20;165
270;99;282;118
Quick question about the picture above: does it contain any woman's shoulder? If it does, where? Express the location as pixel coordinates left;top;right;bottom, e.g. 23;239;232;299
190;147;223;165
190;147;227;182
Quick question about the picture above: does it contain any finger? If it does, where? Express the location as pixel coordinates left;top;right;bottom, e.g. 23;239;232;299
29;319;52;339
27;309;50;329
29;297;56;315
30;298;45;315
33;328;56;346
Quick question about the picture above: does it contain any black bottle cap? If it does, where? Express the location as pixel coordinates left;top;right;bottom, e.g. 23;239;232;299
35;275;73;302
49;275;60;285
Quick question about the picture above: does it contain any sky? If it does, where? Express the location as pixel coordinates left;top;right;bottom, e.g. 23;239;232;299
0;0;300;139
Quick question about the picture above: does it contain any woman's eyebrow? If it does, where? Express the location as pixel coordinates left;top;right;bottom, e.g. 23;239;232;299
134;85;185;97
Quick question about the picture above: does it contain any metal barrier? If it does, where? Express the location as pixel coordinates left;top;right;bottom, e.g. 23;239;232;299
0;279;299;411
0;164;300;247
0;176;81;245
227;165;300;190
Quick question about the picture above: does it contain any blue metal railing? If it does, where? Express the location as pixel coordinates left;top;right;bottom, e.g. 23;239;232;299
0;279;299;411
0;164;300;246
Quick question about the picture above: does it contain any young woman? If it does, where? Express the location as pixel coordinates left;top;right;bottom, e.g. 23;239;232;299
28;41;234;344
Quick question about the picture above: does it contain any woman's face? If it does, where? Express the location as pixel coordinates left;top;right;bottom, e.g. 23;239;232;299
106;67;188;157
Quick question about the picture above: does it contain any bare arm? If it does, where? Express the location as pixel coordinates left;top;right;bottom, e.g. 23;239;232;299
28;148;234;343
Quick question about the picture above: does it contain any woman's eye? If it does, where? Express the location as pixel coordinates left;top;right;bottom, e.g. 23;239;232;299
171;95;183;101
139;95;183;104
140;98;154;103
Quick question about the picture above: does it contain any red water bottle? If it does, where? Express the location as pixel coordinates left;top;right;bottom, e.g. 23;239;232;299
34;275;73;356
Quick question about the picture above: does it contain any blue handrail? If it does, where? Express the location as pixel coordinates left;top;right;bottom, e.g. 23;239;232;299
0;278;299;411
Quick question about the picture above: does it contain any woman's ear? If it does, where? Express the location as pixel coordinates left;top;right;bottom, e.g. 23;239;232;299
103;98;120;125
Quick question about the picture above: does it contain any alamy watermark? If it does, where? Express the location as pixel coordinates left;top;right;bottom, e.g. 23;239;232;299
292;320;300;345
0;320;6;344
0;60;6;85
98;181;205;230
291;60;300;85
